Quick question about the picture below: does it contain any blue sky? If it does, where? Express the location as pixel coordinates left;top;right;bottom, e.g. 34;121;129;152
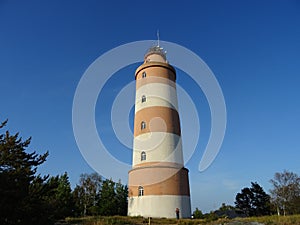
1;0;300;213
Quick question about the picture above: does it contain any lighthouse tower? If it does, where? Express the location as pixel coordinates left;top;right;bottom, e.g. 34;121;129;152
128;44;191;218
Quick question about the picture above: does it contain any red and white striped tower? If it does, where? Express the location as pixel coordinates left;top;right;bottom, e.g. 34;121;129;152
128;44;191;218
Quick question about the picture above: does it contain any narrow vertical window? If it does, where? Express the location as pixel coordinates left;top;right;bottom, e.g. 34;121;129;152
142;71;146;78
141;95;146;103
141;151;146;161
138;186;144;196
141;121;146;130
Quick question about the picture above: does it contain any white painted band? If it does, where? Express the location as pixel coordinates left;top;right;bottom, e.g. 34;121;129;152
133;132;183;166
128;195;191;218
135;83;178;113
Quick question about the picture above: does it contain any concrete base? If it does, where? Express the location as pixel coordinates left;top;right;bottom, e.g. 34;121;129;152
128;195;191;218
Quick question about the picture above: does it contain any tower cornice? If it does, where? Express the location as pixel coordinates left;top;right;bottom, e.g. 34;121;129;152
129;163;189;173
135;62;176;80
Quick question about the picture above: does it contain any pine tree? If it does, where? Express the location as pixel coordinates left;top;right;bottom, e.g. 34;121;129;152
0;120;48;225
99;179;116;215
235;182;270;216
115;180;128;215
43;173;73;221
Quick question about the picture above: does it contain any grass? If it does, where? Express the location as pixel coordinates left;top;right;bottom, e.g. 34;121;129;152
65;214;300;225
236;214;300;225
65;216;223;225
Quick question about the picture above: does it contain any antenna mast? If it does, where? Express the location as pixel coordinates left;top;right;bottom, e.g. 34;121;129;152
157;30;160;47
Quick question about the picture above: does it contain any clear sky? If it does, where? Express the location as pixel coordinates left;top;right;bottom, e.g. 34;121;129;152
1;0;300;213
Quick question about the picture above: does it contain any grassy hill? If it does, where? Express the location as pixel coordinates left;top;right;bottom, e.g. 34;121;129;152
64;214;300;225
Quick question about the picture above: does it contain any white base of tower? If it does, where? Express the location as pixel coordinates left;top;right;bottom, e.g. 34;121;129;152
128;195;191;218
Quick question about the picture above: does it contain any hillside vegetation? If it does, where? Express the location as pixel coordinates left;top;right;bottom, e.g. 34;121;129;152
65;214;300;225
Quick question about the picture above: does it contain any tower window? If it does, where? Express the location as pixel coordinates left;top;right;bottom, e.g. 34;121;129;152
141;121;146;130
141;95;146;103
142;71;146;78
141;151;146;161
138;186;144;196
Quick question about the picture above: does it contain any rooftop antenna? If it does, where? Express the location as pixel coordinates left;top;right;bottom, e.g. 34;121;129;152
157;30;160;47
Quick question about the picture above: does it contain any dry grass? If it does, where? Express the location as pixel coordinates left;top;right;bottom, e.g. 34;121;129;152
65;214;300;225
65;216;223;225
237;214;300;225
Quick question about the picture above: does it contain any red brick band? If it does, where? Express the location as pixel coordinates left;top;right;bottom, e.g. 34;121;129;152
128;166;190;197
134;106;181;137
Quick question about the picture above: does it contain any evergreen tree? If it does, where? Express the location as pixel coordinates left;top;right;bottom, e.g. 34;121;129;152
115;180;128;216
26;175;51;224
218;203;235;211
235;182;270;217
0;120;48;225
99;179;116;215
250;182;271;216
43;173;73;221
235;187;254;216
193;208;204;219
55;173;73;218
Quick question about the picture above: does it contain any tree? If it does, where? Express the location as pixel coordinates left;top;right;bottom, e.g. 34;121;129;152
0;120;49;225
270;170;300;215
99;179;116;215
55;173;73;218
73;172;102;216
72;185;85;216
235;182;270;216
26;175;51;224
43;173;73;220
23;173;73;224
193;207;204;219
114;180;128;216
72;173;128;217
203;211;218;221
250;182;271;216
218;203;235;211
214;203;240;219
235;187;254;216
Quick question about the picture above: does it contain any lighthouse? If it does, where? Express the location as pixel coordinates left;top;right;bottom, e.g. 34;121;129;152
128;44;191;218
